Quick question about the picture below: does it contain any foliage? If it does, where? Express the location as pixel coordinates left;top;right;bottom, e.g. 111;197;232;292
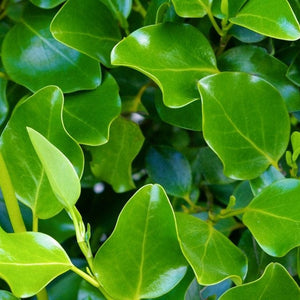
0;0;299;299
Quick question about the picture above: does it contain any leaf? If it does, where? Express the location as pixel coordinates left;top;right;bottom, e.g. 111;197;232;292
219;263;300;300
0;78;8;126
2;5;101;93
77;280;106;300
218;45;300;112
51;0;121;66
30;0;65;9
198;72;290;180
111;23;218;108
0;290;19;300
229;0;300;40
63;72;121;146
0;228;72;298
287;52;300;87
243;179;300;256
212;0;247;18
99;0;132;18
176;213;247;285
171;0;212;18
291;131;300;161
0;86;83;219
89;116;144;193
146;146;192;198
27;128;81;210
93;184;188;300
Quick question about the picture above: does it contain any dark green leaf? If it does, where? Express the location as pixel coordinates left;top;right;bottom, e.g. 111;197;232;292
0;78;8;126
0;290;19;300
30;0;65;9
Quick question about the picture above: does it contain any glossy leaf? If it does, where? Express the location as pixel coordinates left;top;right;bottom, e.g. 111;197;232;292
0;228;72;297
94;184;187;300
111;23;218;107
291;131;300;161
212;0;247;18
0;86;83;219
146;146;192;198
89;116;144;192
230;0;300;40
27;128;81;209
229;25;265;43
30;0;65;9
219;263;300;300
0;78;8;125
63;72;121;145
176;213;247;285
172;0;212;17
100;0;132;18
243;179;300;256
0;290;19;300
51;0;121;66
218;45;300;112
199;72;290;180
2;5;101;93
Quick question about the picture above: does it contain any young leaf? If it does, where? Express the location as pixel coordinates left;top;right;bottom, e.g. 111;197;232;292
93;184;188;300
176;213;247;285
212;0;247;18
230;0;300;40
0;228;72;298
30;0;65;9
2;5;101;93
111;23;218;107
51;0;121;66
172;0;212;18
219;263;300;299
89;116;144;193
198;72;290;180
27;128;81;210
243;179;300;257
291;131;300;161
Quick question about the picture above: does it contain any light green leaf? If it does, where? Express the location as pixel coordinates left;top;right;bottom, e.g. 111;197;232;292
89;116;144;193
172;0;212;17
27;128;81;210
0;228;72;298
219;263;300;300
198;72;290;180
0;86;83;219
51;0;121;66
212;0;247;18
30;0;65;9
0;78;8;126
100;0;132;18
243;179;300;257
291;131;300;161
0;290;19;300
218;45;300;112
94;184;187;300
146;146;192;198
63;72;121;146
111;23;218;108
230;0;300;40
176;213;247;285
2;5;101;93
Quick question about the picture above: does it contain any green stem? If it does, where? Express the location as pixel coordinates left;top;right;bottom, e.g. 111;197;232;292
32;215;39;232
206;9;223;36
133;0;147;18
0;151;26;232
36;288;49;300
71;265;100;288
218;207;247;219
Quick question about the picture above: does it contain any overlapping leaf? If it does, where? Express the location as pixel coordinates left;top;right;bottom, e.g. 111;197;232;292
0;78;8;125
111;23;218;107
100;0;132;18
0;290;19;300
198;72;290;180
2;5;101;93
30;0;65;9
212;0;247;18
94;184;187;300
172;0;212;18
0;86;83;219
243;179;300;257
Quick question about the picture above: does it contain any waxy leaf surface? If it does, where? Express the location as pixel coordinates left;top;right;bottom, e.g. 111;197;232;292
2;5;101;93
89;117;144;192
100;0;132;18
176;213;247;285
111;23;218;107
219;263;300;300
0;229;72;297
0;291;19;300
0;86;83;219
27;128;81;209
243;179;300;257
199;72;290;180
230;0;300;40
51;0;121;66
94;184;187;300
30;0;65;8
172;0;212;17
63;72;121;145
0;78;8;126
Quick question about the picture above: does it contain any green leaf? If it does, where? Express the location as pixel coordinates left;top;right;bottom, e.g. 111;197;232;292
100;0;132;18
218;45;300;112
172;0;212;18
146;146;192;198
0;86;83;219
287;52;300;87
63;72;121;146
51;0;121;66
94;184;187;300
30;0;65;9
0;290;19;300
291;131;300;161
111;23;218;108
77;280;106;300
2;5;101;93
243;179;300;256
230;0;300;40
0;228;72;298
198;72;290;180
212;0;247;18
176;213;247;285
219;263;300;300
0;78;8;126
89;116;144;193
27;127;81;210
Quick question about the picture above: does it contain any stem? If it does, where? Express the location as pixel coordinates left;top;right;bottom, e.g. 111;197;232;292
206;9;223;36
133;0;147;18
32;215;39;232
0;151;26;232
71;265;100;288
0;0;8;10
36;288;48;300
